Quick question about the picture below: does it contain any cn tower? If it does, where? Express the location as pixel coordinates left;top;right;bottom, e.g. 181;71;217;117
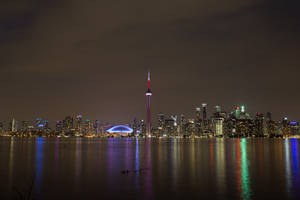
145;71;152;137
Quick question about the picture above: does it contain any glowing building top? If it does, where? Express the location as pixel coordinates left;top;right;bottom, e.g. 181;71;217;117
146;71;152;96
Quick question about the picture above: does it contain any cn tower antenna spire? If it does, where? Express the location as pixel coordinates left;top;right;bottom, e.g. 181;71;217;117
147;70;151;89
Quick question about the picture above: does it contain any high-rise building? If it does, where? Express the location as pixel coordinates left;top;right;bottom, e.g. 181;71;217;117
212;106;225;137
0;121;4;133
157;113;165;131
281;117;290;136
55;120;63;133
11;118;17;133
202;103;207;121
216;105;221;113
63;116;74;134
145;71;152;137
290;121;299;135
195;107;201;121
254;113;265;137
140;119;146;135
195;107;202;136
213;118;224;137
266;112;272;122
75;114;82;136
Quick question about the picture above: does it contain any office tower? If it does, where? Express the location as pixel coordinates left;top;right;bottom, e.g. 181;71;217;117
241;105;245;113
281;117;290;137
11;118;17;133
94;120;100;134
235;106;241;119
157;113;165;130
75;114;82;136
266;112;272;122
140;119;146;135
55;120;63;133
145;71;152;137
202;103;207;121
0;121;4;133
212;106;225;137
195;108;202;136
195;107;201;121
216;105;221;113
290;121;299;135
213;118;224;137
254;113;265;137
63;116;74;134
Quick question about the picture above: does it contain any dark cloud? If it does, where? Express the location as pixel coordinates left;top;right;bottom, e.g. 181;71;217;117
0;0;299;124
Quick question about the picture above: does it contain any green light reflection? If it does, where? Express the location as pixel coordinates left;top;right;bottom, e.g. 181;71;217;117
240;139;251;200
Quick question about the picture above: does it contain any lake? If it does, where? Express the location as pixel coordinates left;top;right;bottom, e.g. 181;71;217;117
0;137;299;199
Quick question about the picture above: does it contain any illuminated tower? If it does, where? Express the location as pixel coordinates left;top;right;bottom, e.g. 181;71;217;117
146;71;152;137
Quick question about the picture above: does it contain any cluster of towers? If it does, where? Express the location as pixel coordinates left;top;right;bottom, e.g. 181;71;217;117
149;105;300;138
144;72;299;138
0;115;104;137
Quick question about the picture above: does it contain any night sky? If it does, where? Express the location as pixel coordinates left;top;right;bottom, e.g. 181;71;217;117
1;0;300;124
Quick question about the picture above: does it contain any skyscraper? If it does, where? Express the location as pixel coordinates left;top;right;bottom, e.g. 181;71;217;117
202;103;207;121
146;71;152;137
202;103;207;128
195;107;201;136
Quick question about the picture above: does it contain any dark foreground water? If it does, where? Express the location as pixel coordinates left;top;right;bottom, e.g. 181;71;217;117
0;137;299;200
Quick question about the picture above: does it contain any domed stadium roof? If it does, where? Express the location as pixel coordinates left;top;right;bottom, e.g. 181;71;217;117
106;125;133;133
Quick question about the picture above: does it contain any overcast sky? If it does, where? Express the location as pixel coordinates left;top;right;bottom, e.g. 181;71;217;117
0;0;300;123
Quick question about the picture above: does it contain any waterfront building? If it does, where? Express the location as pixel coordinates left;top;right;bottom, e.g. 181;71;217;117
171;115;180;136
235;106;241;119
236;106;251;120
20;121;30;133
281;117;291;137
179;114;187;136
254;113;265;137
74;114;83;136
140;119;146;136
10;118;18;133
195;107;202;136
290;121;299;135
157;113;165;136
202;103;207;126
236;119;253;137
212;106;226;137
131;118;139;136
267;120;277;137
266;112;272;122
55;120;63;134
63;116;74;134
224;117;236;137
0;121;4;133
213;118;224;137
202;103;210;135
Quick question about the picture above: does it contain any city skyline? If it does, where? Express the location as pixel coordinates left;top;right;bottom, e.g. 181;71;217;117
1;101;299;138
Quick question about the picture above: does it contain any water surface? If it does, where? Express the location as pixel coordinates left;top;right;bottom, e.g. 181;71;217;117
0;137;299;199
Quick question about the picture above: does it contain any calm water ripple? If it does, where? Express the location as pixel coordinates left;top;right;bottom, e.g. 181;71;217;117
0;137;299;200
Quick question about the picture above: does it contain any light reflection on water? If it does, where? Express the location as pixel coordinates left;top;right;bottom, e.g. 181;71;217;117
290;139;299;198
0;138;300;200
35;137;44;194
240;138;251;200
